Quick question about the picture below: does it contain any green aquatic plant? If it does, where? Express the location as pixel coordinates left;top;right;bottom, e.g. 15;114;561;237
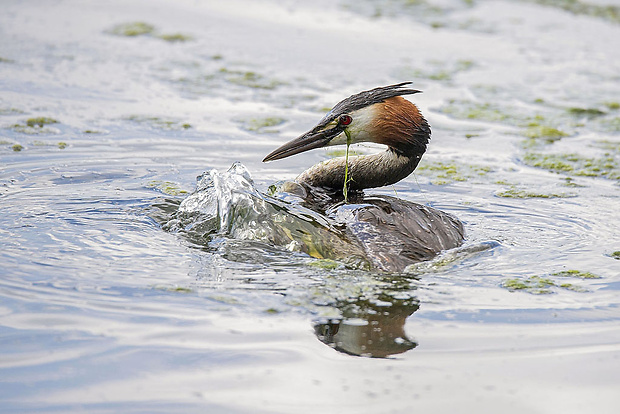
308;259;341;270
552;270;601;279
416;160;491;185
523;153;573;172
593;140;620;153
146;180;188;196
173;66;285;96
26;117;58;127
496;185;572;199
439;100;512;123
157;33;192;42
125;115;191;131
561;177;585;188
604;102;620;110
12;144;23;152
238;117;286;133
525;0;620;25
503;276;555;294
523;152;619;180
0;107;24;115
567;107;606;118
109;22;155;37
523;125;568;141
219;68;284;90
610;251;620;260
395;59;475;83
601;117;620;132
154;285;194;293
108;22;192;43
439;99;584;144
556;283;588;293
10;117;60;134
503;270;599;294
343;129;352;202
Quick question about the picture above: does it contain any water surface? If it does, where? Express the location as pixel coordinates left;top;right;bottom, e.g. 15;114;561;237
1;0;619;413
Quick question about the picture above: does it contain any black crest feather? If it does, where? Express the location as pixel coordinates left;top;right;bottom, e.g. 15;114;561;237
317;82;421;127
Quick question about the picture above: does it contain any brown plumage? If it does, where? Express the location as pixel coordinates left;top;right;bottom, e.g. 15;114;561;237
371;96;430;157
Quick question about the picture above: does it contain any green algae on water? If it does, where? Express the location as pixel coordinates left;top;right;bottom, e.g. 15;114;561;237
108;22;192;43
394;60;475;83
416;160;491;185
146;180;188;196
496;185;572;199
26;117;58;127
309;259;341;270
25;140;66;149
526;0;620;25
610;251;620;260
439;100;514;123
219;68;284;90
503;276;555;294
154;285;194;294
523;125;568;141
343;129;352;202
523;152;620;180
12;144;23;152
157;33;193;42
109;22;155;37
601;117;620;132
567;107;606;118
503;272;596;295
238;117;286;133
561;177;585;188
552;270;601;279
125;115;191;131
0;107;24;115
10;117;60;135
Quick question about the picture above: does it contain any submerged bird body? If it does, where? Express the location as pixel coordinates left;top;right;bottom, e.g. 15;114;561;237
263;83;464;271
331;195;464;272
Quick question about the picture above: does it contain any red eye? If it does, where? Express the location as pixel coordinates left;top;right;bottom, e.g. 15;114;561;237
339;115;352;126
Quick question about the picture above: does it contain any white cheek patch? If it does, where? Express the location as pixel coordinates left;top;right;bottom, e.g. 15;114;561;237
327;105;378;147
347;106;377;144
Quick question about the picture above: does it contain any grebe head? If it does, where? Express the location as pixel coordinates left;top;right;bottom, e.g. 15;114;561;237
263;82;430;162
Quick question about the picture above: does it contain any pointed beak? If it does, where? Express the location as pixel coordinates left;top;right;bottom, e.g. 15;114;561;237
262;127;337;162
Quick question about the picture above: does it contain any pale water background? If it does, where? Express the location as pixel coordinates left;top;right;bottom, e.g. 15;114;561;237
1;0;619;413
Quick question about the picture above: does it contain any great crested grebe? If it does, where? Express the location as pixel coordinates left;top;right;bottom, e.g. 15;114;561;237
263;83;464;271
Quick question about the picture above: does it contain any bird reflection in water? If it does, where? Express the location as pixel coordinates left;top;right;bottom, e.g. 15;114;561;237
314;294;419;358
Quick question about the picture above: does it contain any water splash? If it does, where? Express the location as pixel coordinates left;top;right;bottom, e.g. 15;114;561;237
162;163;466;272
163;162;370;267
